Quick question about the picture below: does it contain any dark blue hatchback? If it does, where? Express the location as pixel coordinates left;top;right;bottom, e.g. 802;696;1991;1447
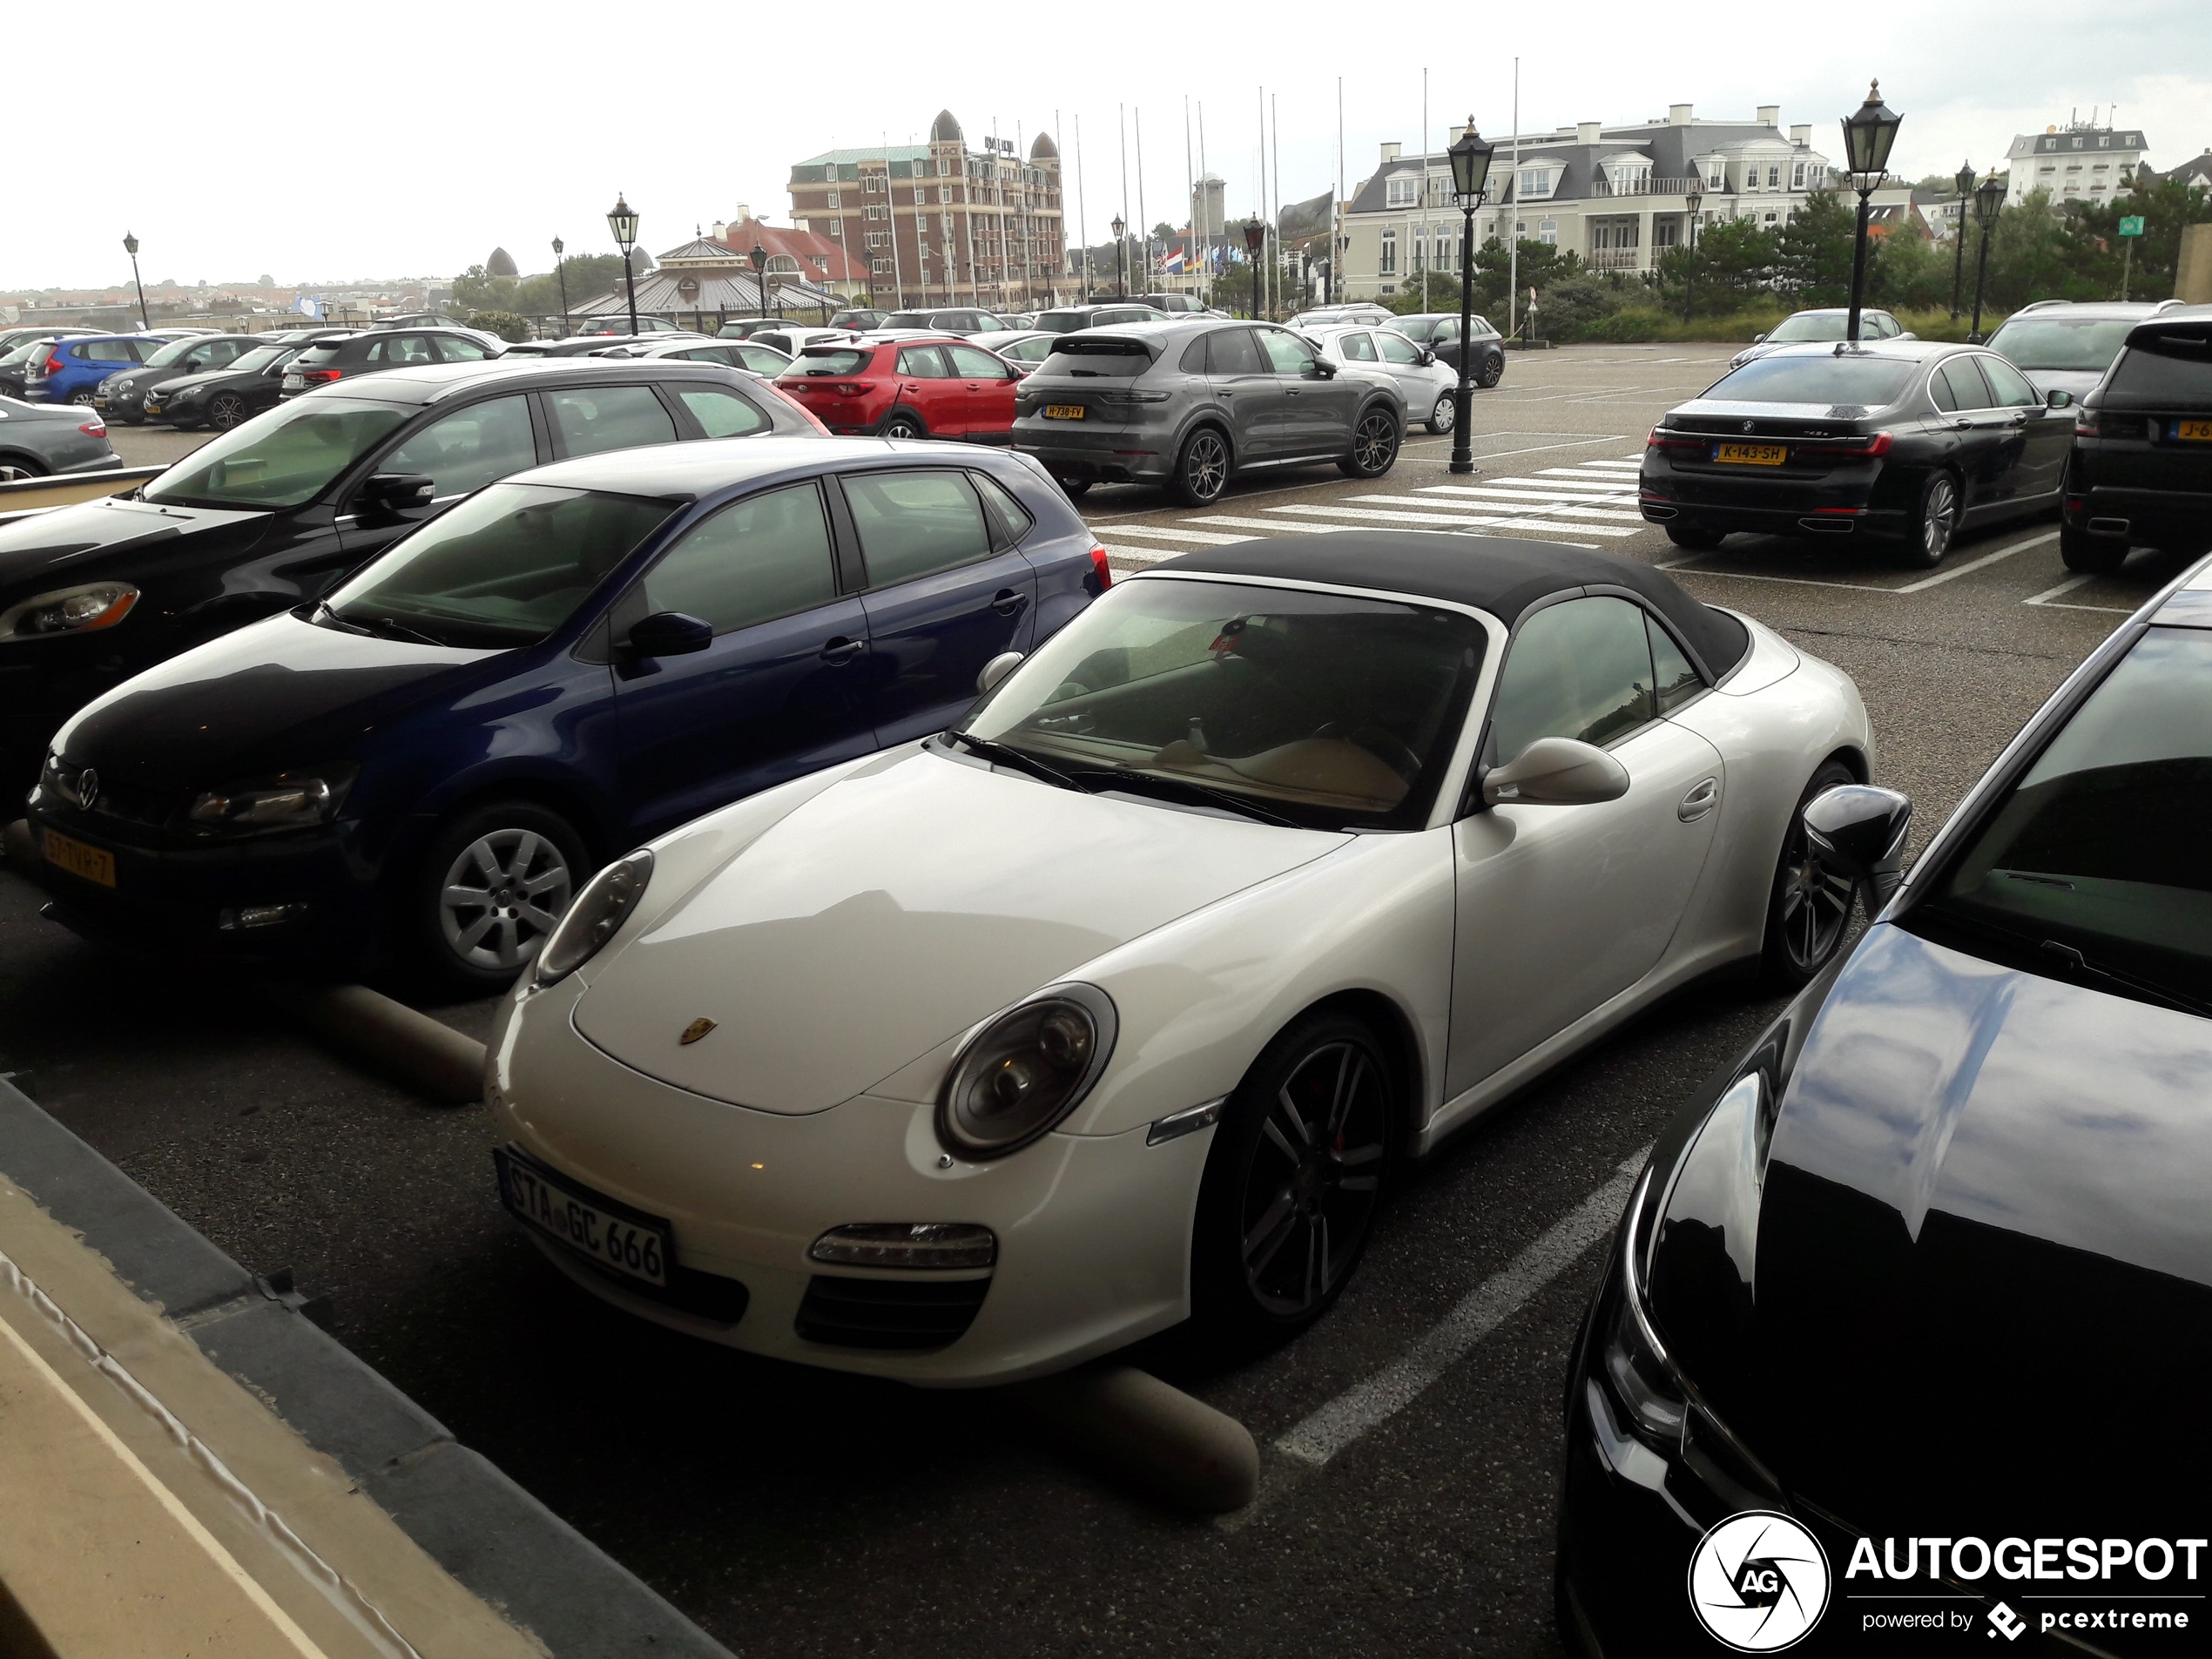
28;436;1108;992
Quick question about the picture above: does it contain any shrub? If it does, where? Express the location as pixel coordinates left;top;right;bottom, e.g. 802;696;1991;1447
467;311;532;343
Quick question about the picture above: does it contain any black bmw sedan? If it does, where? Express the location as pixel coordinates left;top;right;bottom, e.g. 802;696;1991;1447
1642;340;2075;568
1557;554;2212;1656
0;358;818;795
2059;313;2212;575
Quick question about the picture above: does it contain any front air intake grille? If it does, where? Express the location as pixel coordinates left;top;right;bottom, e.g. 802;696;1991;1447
794;1274;990;1351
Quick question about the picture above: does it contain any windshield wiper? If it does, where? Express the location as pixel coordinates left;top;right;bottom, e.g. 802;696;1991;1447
1924;906;2212;1019
361;613;447;648
942;730;1084;792
309;600;372;636
1068;765;1302;828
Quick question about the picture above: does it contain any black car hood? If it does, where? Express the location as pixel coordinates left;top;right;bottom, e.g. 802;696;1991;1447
1689;922;2212;1533
52;610;502;789
151;365;274;397
0;496;270;590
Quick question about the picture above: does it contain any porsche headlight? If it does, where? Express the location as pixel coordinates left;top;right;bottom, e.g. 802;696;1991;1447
186;765;356;836
0;582;140;644
533;849;652;985
938;983;1117;1158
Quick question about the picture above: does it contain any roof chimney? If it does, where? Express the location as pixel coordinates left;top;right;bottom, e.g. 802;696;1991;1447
1790;125;1811;147
711;220;727;241
1380;141;1400;162
1669;103;1694;126
1757;105;1781;128
732;202;751;225
1577;120;1602;145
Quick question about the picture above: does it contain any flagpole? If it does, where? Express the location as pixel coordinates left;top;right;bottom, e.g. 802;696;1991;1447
1507;59;1520;340
1271;91;1282;316
1421;69;1430;314
1336;78;1345;304
1136;107;1149;298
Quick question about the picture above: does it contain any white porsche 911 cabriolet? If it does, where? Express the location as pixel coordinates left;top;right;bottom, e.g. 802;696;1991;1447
487;531;1873;1383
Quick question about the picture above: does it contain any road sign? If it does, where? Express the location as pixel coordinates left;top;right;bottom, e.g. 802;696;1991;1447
2120;216;2145;237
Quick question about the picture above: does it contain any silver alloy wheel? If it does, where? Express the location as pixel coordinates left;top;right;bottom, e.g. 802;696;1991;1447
883;413;924;439
1351;410;1398;474
437;828;575;972
69;388;98;406
207;392;247;430
0;462;37;482
1239;1040;1386;1318
1429;393;1456;434
1921;475;1957;562
1184;429;1229;500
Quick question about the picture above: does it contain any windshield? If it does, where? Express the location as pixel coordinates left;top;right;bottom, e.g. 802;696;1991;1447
2107;333;2212;404
1909;625;2212;1014
783;348;874;377
1986;316;2138;374
323;483;678;649
1766;313;1853;343
958;577;1485;831
226;345;293;374
142;335;215;368
1705;354;1918;408
1392;318;1440;342
1034;312;1095;334
0;340;49;367
144;397;409;509
884;314;933;329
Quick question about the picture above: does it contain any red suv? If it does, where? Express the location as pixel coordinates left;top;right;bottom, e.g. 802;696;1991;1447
774;334;1019;442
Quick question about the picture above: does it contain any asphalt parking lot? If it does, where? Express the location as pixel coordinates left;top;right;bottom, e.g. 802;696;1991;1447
8;349;2182;1656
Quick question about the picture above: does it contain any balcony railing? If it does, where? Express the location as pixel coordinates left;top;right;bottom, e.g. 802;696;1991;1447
1588;246;1645;271
1590;175;1703;198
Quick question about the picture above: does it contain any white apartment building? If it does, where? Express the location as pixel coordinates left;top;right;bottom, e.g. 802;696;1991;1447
2004;118;2147;207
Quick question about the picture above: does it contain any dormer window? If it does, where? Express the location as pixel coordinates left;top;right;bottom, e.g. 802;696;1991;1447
1791;161;1806;188
1386;175;1419;207
1518;164;1557;199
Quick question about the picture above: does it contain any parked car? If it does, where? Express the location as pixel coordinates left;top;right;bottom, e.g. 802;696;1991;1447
1015;319;1405;504
1308;323;1460;434
476;530;1869;1379
1730;307;1908;368
22;334;178;406
2059;312;2212;573
0;359;819;793
504;333;705;359
997;312;1038;329
0;398;121;482
880;308;1022;337
1290;303;1395;328
0;326;98;365
601;336;796;377
1556;553;2212;1656
1641;341;2073;566
279;327;505;397
96;333;273;425
576;315;689;337
1031;303;1167;334
1984;299;2192;404
970;330;1055;377
0;338;69;401
29;438;1106;993
774;335;1021;443
1132;293;1211;316
144;334;347;430
731;325;853;359
826;307;890;333
1385;313;1507;387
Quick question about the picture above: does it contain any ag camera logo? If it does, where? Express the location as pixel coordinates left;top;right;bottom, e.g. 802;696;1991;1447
1689;1511;1831;1651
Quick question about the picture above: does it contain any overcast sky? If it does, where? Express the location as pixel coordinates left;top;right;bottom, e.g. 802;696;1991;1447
13;0;2208;292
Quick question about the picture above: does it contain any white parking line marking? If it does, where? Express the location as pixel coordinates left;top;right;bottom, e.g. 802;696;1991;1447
2024;573;2095;606
1270;503;1636;537
1354;495;1639;519
1100;543;1177;564
1892;529;2058;593
1180;516;1339;534
1662;528;2064;597
1400;435;1626;462
1417;487;1634;505
1532;467;1640;484
1101;525;1258;546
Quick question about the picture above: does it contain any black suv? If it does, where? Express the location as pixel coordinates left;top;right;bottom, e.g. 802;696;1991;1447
280;328;504;397
2060;313;2212;574
0;359;819;792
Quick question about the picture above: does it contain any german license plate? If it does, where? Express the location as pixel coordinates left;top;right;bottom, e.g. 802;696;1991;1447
91;395;107;408
2176;419;2212;442
494;1146;671;1288
280;375;304;391
144;401;162;415
1714;442;1788;465
43;829;115;887
1043;403;1085;420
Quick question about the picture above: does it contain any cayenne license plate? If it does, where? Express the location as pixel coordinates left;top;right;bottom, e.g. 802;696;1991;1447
2177;419;2212;442
43;829;115;887
1714;442;1788;465
494;1146;671;1288
1043;403;1085;419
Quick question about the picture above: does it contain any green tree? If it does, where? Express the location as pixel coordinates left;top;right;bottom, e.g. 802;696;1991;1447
2065;179;2212;300
1468;237;1580;314
1656;217;1777;315
452;264;519;314
1868;227;1952;311
1774;187;1856;305
1979;190;2077;312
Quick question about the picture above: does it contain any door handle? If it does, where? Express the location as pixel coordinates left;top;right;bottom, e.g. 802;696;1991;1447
1953;419;1975;430
1676;777;1721;822
819;637;867;664
989;588;1028;617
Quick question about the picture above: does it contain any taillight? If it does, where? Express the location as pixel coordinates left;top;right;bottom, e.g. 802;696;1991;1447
1645;426;1701;454
2072;409;2099;438
44;349;66;373
1795;431;1893;458
300;368;344;384
78;421;105;437
1088;543;1112;592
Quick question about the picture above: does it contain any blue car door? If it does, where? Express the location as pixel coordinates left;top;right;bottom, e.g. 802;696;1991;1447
833;466;1038;746
610;479;876;840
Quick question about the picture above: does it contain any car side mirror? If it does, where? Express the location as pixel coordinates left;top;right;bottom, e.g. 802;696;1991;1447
977;650;1024;693
359;472;437;513
1481;737;1630;807
1752;333;1767;344
1804;784;1912;907
1419;349;1437;367
627;610;713;658
2045;388;2073;409
1310;359;1337;379
1896;332;1918;342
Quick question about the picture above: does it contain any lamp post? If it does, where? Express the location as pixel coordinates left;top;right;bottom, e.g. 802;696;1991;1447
1446;118;1496;477
1948;160;1975;320
607;194;641;336
1110;214;1127;299
1242;218;1264;318
1838;80;1903;344
750;244;769;320
1681;182;1703;324
1967;173;2005;343
122;232;149;330
552;237;570;336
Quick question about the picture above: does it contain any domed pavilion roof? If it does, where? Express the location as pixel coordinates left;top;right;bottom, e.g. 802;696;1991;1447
929;109;962;144
1029;132;1058;160
486;246;518;277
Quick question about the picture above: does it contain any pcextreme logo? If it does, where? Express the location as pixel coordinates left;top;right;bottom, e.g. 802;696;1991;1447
1688;1511;1832;1651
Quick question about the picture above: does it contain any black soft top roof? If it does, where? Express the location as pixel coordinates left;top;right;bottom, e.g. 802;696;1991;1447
1150;531;1751;680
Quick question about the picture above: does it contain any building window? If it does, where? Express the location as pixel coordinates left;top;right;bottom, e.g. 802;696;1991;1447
1707;165;1726;189
1791;161;1805;188
826;190;841;208
1379;232;1397;273
872;258;891;274
1518;165;1554;199
1653;219;1679;247
1766;165;1781;187
1538;219;1558;246
865;174;885;194
1386;176;1418;206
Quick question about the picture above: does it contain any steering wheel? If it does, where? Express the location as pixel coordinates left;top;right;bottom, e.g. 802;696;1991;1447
1316;723;1423;781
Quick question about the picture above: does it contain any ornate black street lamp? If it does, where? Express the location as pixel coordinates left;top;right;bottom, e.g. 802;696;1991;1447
1240;217;1265;318
122;232;149;330
607;194;641;335
1838;80;1903;343
1948;160;1975;320
750;243;770;320
1446;118;1497;476
1682;181;1703;324
1967;173;2005;343
1111;213;1127;300
552;236;570;335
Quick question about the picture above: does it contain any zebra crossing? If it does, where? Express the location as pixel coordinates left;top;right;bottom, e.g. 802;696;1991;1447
1097;456;1649;565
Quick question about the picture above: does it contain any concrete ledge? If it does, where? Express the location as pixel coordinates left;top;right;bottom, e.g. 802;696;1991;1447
1013;1362;1259;1514
267;982;488;1105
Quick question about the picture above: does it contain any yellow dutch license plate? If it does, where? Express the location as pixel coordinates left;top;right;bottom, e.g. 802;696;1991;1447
2177;419;2212;442
1714;442;1788;465
1043;404;1085;420
43;829;115;888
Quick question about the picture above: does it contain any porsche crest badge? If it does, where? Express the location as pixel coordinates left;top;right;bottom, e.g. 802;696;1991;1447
679;1018;718;1045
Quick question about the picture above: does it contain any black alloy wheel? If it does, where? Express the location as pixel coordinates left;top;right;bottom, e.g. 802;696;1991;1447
1172;426;1231;506
1426;393;1456;435
880;411;927;441
206;391;250;431
1339;408;1401;478
1761;759;1861;989
1900;469;1959;569
1665;523;1725;551
1476;352;1504;389
1055;475;1093;499
410;799;588;997
1191;1011;1394;1352
2059;520;2128;576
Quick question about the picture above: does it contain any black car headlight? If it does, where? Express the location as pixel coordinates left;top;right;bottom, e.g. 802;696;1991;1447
0;582;140;644
532;849;652;985
185;765;356;837
937;983;1117;1159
